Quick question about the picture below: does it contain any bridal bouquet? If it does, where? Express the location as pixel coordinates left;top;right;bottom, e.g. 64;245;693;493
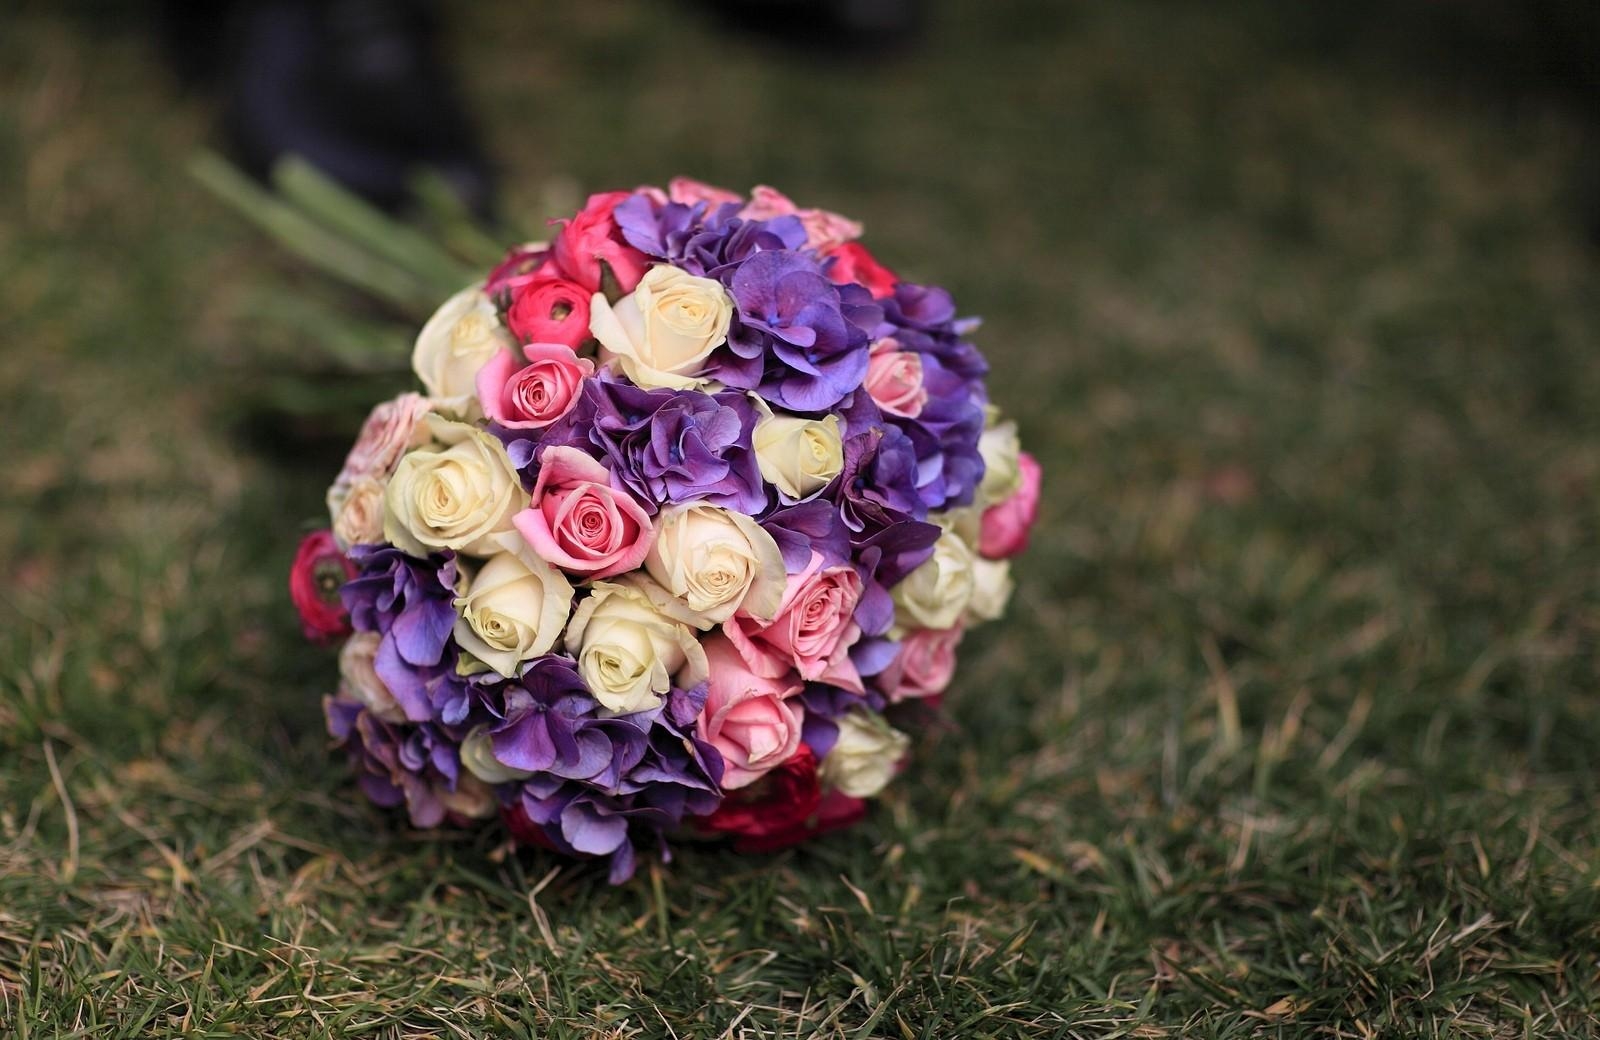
289;179;1041;881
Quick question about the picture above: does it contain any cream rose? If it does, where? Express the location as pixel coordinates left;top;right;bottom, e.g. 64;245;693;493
967;557;1014;623
413;286;512;409
752;404;844;501
459;725;535;785
590;265;732;389
977;411;1023;507
383;414;527;557
564;577;710;714
893;525;977;630
644;503;786;626
337;632;407;723
452;541;575;678
819;710;909;798
332;476;386;549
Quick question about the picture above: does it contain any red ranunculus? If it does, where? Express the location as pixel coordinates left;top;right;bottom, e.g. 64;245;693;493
289;530;356;644
506;277;593;349
552;191;649;294
699;745;870;852
823;242;898;299
484;243;562;301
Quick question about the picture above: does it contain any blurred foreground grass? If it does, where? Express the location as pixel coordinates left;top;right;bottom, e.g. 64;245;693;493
2;1;1599;1036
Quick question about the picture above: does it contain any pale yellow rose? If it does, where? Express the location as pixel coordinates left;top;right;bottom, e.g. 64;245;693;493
893;525;976;630
977;410;1022;507
819;710;909;798
752;403;844;501
644;503;786;626
590;265;732;389
412;286;511;410
459;725;535;784
384;414;527;557
337;632;407;723
564;577;709;714
966;556;1014;623
439;773;498;820
331;476;387;549
453;540;575;678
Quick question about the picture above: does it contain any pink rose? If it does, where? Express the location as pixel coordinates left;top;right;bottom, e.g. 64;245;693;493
331;392;432;490
723;551;864;691
668;176;743;208
740;185;863;252
513;446;653;579
863;338;928;418
700;635;804;789
475;343;594;431
823;242;898;299
506;277;592;349
880;625;963;702
552;191;649;294
979;452;1042;559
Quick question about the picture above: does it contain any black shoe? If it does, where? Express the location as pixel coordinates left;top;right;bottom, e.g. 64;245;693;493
219;0;496;219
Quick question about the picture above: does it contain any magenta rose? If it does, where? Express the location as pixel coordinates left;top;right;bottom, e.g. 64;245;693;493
723;551;865;692
863;337;928;419
979;452;1042;559
476;342;594;431
552;191;649;294
506;277;592;349
700;635;805;789
880;625;963;702
512;446;653;579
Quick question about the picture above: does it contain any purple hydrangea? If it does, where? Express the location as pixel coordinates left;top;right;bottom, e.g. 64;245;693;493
614;194;807;277
709;250;880;413
799;681;888;760
326;695;471;830
540;376;767;515
341;546;460;722
499;672;725;883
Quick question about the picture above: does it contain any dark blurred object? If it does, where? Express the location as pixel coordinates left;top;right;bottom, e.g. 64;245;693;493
160;0;495;219
705;0;925;50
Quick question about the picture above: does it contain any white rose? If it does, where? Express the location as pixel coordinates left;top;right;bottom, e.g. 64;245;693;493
384;414;528;557
337;632;408;723
459;725;535;785
893;526;976;630
752;404;844;501
412;286;511;409
966;556;1013;623
453;540;575;678
819;710;909;798
977;412;1022;507
331;476;387;549
645;503;786;626
590;265;732;389
564;577;709;714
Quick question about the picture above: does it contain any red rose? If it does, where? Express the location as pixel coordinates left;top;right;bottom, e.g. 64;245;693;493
506;277;593;349
552;191;649;294
823;242;898;299
289;530;356;644
699;745;871;852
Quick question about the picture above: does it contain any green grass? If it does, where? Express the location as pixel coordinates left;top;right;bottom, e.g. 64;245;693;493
4;1;1600;1035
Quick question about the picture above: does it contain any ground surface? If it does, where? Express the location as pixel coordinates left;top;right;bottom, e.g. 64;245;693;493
3;1;1599;1036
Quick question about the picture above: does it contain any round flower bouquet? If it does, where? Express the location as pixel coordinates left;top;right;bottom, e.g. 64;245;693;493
290;179;1042;882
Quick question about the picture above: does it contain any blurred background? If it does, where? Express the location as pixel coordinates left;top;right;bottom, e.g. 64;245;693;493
3;0;1599;1033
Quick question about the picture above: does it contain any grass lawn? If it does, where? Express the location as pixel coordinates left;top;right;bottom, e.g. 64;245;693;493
3;1;1599;1035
